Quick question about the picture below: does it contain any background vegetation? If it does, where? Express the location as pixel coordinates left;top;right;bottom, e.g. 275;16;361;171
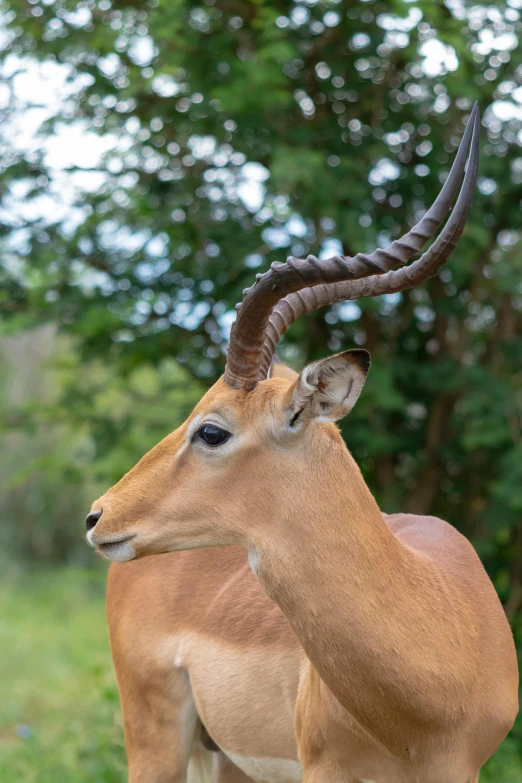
0;0;520;779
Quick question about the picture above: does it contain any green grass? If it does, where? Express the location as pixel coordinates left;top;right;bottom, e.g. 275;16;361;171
0;569;126;783
0;570;520;782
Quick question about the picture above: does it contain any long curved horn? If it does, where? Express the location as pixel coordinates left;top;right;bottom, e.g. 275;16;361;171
225;104;480;390
260;109;480;380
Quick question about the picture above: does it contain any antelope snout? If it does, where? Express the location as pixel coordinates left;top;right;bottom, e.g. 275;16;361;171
86;509;102;531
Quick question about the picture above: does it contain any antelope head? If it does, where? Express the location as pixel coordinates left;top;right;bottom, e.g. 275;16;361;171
86;105;479;563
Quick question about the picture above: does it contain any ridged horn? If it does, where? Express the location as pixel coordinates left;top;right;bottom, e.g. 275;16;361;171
224;104;480;390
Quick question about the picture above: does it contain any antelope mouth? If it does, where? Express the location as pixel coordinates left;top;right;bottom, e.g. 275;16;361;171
92;535;137;562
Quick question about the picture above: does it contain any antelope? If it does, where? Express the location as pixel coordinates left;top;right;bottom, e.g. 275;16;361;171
87;104;518;783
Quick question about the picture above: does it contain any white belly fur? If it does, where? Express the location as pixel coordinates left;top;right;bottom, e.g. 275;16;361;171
223;749;302;783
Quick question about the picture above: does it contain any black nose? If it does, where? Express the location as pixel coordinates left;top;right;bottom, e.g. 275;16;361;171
86;510;102;531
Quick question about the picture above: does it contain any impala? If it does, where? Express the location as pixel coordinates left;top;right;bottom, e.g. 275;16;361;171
87;104;518;783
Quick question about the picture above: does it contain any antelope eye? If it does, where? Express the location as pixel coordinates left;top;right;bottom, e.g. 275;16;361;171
197;424;231;447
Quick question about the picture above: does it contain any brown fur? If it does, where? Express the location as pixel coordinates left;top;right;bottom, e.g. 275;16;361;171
91;359;518;783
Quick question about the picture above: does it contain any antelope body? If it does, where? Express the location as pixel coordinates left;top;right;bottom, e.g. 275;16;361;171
87;105;519;782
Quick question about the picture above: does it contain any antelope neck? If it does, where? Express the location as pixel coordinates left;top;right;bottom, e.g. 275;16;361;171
250;440;463;757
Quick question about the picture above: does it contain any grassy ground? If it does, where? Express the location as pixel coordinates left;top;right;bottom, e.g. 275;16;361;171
1;569;520;782
0;570;126;783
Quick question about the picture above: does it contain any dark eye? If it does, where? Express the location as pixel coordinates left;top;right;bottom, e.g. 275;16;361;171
197;424;231;447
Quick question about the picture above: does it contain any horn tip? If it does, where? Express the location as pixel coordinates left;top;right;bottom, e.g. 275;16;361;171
469;101;480;126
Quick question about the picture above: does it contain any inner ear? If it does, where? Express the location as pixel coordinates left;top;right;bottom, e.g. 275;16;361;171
285;349;370;427
289;406;304;428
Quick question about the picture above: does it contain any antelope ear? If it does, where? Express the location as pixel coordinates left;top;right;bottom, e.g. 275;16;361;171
284;350;370;428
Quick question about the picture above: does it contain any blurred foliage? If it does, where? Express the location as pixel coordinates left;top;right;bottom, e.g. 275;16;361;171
0;0;521;775
0;325;204;567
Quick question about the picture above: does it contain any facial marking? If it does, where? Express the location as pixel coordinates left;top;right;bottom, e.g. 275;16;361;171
175;414;202;459
248;547;261;574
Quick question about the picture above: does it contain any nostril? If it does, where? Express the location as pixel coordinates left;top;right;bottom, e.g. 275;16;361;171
86;509;102;532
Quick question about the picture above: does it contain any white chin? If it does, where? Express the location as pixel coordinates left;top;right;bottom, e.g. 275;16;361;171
99;541;136;562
